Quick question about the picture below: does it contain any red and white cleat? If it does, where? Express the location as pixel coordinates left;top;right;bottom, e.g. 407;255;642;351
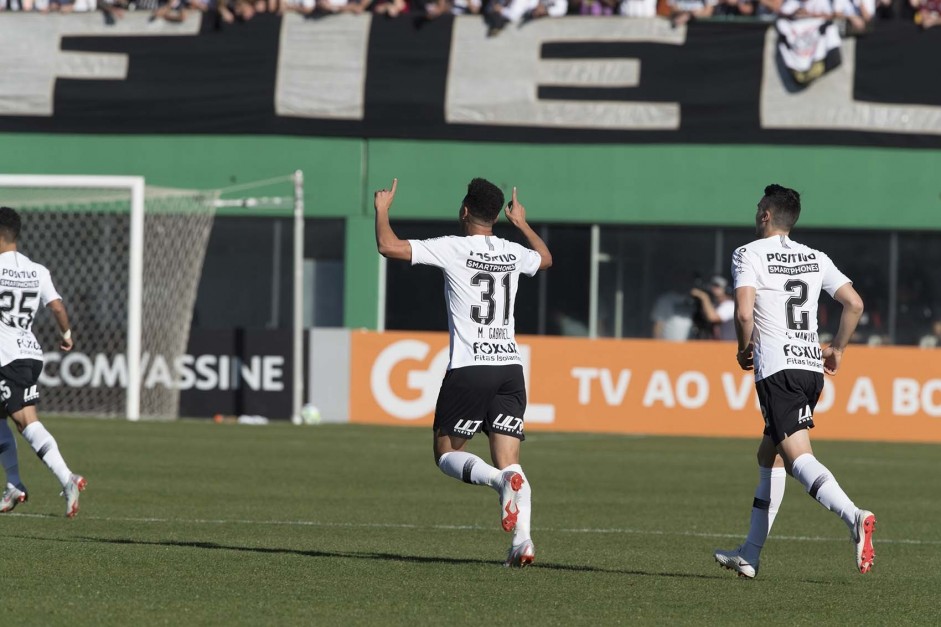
853;509;876;574
62;474;87;519
0;483;27;514
498;470;524;532
504;540;535;568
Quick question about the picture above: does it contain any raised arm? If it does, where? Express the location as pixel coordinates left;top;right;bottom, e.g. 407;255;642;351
46;299;74;352
503;187;552;270
374;178;412;262
822;282;864;375
734;286;756;370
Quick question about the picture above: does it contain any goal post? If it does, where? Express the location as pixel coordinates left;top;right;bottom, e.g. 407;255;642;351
292;170;305;426
0;174;216;420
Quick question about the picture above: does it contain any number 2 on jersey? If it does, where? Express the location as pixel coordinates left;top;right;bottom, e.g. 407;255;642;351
784;279;809;331
470;272;510;326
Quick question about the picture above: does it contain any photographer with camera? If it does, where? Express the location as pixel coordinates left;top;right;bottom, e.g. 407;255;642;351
690;275;736;340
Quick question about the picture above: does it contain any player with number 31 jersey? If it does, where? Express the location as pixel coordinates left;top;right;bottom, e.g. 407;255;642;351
375;177;551;568
410;230;541;370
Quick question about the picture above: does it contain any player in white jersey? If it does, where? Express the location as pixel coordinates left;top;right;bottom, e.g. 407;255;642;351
713;185;875;578
0;206;87;518
375;177;552;567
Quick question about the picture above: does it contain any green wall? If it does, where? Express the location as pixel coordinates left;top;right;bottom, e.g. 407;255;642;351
3;133;939;228
0;133;365;218
2;132;939;329
365;141;941;229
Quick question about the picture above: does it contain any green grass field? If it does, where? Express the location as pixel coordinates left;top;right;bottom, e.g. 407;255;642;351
2;418;939;626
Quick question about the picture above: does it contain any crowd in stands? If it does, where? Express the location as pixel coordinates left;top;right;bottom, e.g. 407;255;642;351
1;0;937;33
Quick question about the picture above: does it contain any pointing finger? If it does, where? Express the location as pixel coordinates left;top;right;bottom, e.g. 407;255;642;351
511;186;518;206
390;178;398;195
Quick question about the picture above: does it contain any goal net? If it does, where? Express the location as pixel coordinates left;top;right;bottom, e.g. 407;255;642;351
0;177;216;419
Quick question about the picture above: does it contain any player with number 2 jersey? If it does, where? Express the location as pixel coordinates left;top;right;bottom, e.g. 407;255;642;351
375;177;551;568
713;185;875;580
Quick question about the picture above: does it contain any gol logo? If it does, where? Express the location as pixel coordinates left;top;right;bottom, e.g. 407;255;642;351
370;339;450;420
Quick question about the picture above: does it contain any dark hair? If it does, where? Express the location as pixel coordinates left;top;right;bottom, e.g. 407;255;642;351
463;178;504;224
761;184;801;230
0;207;21;243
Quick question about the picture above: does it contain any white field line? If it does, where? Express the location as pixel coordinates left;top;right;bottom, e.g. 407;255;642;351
8;512;940;546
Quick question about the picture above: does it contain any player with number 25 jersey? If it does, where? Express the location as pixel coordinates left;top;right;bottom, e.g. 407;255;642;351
0;249;62;366
0;206;87;519
375;177;551;568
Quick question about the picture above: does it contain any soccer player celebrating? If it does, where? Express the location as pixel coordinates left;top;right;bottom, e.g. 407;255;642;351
0;206;86;518
375;178;551;567
714;185;875;578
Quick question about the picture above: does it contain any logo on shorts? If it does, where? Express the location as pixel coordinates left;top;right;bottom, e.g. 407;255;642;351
23;385;39;403
492;413;523;434
797;405;813;424
454;419;483;436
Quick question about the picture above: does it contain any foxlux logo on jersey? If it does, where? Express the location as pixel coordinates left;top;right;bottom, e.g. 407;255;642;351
783;343;823;367
472;340;519;362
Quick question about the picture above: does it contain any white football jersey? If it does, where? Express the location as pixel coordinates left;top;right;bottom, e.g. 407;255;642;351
732;234;850;381
0;251;62;367
409;235;542;370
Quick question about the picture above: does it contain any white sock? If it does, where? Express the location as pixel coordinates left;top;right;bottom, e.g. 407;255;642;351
505;464;533;545
437;451;500;488
21;422;72;488
791;453;857;530
0;419;22;487
741;466;786;562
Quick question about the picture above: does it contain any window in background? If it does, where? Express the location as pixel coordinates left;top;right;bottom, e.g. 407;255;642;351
304;219;345;328
384;223;453;332
896;232;941;346
599;227;717;339
793;230;890;345
194;217;344;330
543;226;591;336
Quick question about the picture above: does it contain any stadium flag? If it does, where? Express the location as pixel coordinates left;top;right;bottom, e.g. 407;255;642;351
351;331;941;443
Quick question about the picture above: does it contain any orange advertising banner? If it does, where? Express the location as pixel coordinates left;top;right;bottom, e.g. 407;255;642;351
350;330;941;443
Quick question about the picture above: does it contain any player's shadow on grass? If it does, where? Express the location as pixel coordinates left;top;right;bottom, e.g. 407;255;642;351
18;533;724;580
